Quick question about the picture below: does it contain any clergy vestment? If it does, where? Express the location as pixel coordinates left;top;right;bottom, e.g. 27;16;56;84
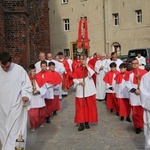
106;58;123;72
67;58;73;72
45;71;62;113
72;59;81;72
72;65;98;123
52;60;65;99
28;76;46;129
125;68;147;129
103;70;120;112
58;59;72;94
95;59;107;100
140;71;150;149
136;56;146;69
88;57;98;85
47;59;65;75
114;72;131;117
0;63;32;150
35;70;54;117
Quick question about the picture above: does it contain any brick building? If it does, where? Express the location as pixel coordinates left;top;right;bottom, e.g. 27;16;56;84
0;0;50;69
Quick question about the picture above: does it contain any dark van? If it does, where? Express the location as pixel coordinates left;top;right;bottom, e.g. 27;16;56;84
126;48;150;71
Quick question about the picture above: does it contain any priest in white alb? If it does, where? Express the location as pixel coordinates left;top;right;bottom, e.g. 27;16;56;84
95;54;107;101
106;52;123;72
0;52;32;150
140;71;150;149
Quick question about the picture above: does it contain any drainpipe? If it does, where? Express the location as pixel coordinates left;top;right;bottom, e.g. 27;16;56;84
103;0;107;54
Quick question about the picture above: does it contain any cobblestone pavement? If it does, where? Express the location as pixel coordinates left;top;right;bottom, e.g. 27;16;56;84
0;88;145;150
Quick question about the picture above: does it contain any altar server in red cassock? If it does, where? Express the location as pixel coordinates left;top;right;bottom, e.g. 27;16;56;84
72;55;81;72
57;52;72;96
125;58;147;134
114;63;131;122
72;55;98;131
46;62;62;115
28;64;46;132
88;53;99;85
103;62;120;114
35;60;53;123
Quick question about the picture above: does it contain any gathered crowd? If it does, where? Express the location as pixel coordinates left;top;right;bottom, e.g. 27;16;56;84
0;51;150;150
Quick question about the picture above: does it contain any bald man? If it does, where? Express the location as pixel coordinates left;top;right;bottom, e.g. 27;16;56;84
35;52;46;73
46;53;65;75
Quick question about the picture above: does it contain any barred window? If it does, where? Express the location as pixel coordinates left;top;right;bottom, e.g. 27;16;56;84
113;13;119;26
135;10;142;23
63;19;70;31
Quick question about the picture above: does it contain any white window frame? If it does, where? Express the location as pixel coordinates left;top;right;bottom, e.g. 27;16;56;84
63;19;70;31
62;0;68;4
113;13;119;26
135;10;142;23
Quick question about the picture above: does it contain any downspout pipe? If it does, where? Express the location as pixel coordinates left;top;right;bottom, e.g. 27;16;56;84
103;0;107;54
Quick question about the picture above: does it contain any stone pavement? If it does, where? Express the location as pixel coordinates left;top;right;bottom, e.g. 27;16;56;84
26;88;145;150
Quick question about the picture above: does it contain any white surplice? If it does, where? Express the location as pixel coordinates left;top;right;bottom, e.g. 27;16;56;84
29;80;46;109
115;77;129;99
140;71;150;149
0;63;32;150
95;59;107;99
35;60;42;73
73;67;96;98
105;74;116;94
43;83;54;99
125;73;141;106
67;58;73;72
136;56;146;69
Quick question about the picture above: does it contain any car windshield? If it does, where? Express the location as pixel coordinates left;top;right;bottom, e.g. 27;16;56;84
128;49;147;58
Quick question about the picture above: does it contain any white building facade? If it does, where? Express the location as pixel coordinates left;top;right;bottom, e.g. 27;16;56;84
48;0;150;58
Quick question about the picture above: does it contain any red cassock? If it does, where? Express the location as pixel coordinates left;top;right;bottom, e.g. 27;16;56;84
88;57;98;85
59;59;73;90
28;108;45;128
103;70;120;112
124;69;147;128
72;65;98;123
36;71;62;116
28;76;46;128
44;71;62;114
131;106;144;128
114;72;131;117
72;60;81;73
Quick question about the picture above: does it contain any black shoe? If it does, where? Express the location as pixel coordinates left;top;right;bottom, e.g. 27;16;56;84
62;94;67;97
110;109;113;113
126;117;132;122
78;123;85;131
135;128;141;134
98;99;104;102
116;112;119;116
53;111;57;115
46;117;51;123
120;116;124;121
85;122;90;129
